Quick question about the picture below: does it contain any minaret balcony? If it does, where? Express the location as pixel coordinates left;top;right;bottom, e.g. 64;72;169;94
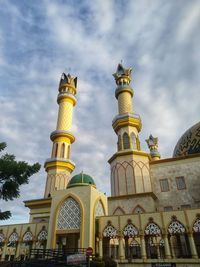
112;113;142;133
115;85;134;99
50;130;75;143
44;158;75;172
57;92;77;106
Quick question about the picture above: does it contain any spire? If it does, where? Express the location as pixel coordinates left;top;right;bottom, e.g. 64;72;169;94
59;73;78;91
113;63;132;86
146;134;161;160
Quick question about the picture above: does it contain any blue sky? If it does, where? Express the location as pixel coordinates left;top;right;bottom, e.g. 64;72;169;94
0;0;199;224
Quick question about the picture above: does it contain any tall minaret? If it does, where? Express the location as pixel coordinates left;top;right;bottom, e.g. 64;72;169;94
112;63;142;151
108;64;153;201
44;73;77;197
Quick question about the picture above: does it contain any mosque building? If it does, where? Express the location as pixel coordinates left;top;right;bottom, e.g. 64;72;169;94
0;64;200;266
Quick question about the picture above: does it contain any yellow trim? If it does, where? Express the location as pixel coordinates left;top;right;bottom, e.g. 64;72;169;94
44;160;75;172
150;153;200;165
51;132;75;144
24;198;52;208
52;193;85;249
57;94;77;106
112;117;142;133
108;149;150;163
108;191;158;201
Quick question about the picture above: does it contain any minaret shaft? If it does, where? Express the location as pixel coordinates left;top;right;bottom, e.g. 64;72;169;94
44;73;77;197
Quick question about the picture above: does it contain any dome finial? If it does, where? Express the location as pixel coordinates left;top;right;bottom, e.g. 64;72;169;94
146;134;161;161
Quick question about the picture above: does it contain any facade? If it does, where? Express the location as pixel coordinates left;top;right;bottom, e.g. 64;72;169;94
0;64;200;266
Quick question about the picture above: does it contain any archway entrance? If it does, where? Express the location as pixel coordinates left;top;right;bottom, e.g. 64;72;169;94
56;233;80;251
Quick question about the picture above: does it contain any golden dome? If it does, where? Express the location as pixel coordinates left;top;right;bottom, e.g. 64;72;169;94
173;121;200;157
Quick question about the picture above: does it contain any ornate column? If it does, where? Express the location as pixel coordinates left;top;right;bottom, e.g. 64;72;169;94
140;234;147;260
188;232;198;259
163;234;171;259
169;235;176;258
119;235;125;260
1;242;7;261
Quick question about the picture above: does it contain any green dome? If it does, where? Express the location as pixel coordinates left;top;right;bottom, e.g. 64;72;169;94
173;121;200;157
67;172;96;188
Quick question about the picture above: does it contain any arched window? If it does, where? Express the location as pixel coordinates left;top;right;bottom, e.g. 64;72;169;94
9;232;19;244
117;135;122;151
113;207;125;215
67;145;70;158
193;218;200;257
131;133;137;149
103;223;118;259
37;229;48;242
23;231;33;242
123;133;130;149
61;143;65;158
57;197;81;230
123;223;139;238
95;201;104;217
54;143;58;157
168;217;191;258
0;232;5;245
145;221;161;259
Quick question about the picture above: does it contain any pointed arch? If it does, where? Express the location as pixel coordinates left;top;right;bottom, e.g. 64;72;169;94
103;223;117;238
23;231;33;242
168;219;186;234
145;222;161;236
60;143;65;158
130;132;137;149
123;223;139;237
133;205;145;214
57;197;81;230
117;135;122;151
37;227;48;241
67;145;70;158
95;200;105;217
9;231;19;243
113;206;125;215
123;132;130;149
54;143;58;157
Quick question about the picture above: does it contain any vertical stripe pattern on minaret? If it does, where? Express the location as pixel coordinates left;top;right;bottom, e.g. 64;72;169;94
44;73;77;197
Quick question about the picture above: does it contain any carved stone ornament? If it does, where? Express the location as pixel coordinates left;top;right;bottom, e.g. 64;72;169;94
103;223;117;238
123;223;139;237
168;220;186;234
23;231;33;242
145;223;161;236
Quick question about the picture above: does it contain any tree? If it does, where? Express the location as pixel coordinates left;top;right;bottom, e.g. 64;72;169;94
0;142;41;220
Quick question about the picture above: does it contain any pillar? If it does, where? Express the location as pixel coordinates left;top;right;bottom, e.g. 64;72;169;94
119;236;125;260
99;237;103;258
169;235;176;258
163;234;171;259
188;232;198;259
140;235;147;260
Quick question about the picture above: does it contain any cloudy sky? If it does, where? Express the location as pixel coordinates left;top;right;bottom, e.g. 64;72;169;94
0;0;199;225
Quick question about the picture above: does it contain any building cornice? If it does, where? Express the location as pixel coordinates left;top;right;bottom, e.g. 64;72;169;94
108;192;158;201
150;153;200;165
108;149;150;163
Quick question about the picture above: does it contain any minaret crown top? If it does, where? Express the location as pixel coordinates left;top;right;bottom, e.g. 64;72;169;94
59;73;78;93
113;64;132;86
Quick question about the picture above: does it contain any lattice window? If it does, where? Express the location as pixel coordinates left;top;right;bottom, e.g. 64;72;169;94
95;201;104;217
0;233;5;243
168;220;186;234
123;223;139;237
193;219;200;233
145;223;161;236
9;232;19;243
103;224;117;238
23;231;33;242
57;197;80;230
38;230;48;241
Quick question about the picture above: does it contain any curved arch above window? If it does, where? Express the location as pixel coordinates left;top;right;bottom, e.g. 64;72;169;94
61;143;65;158
9;232;19;243
168;220;186;234
57;197;81;230
103;223;117;238
23;231;33;242
95;200;105;217
133;205;145;214
145;223;161;236
118;135;122;151
193;218;200;233
130;132;137;149
123;223;139;237
123;133;130;149
113;206;125;215
38;229;48;241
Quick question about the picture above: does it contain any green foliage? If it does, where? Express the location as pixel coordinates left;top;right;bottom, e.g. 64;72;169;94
0;142;41;220
91;257;117;267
